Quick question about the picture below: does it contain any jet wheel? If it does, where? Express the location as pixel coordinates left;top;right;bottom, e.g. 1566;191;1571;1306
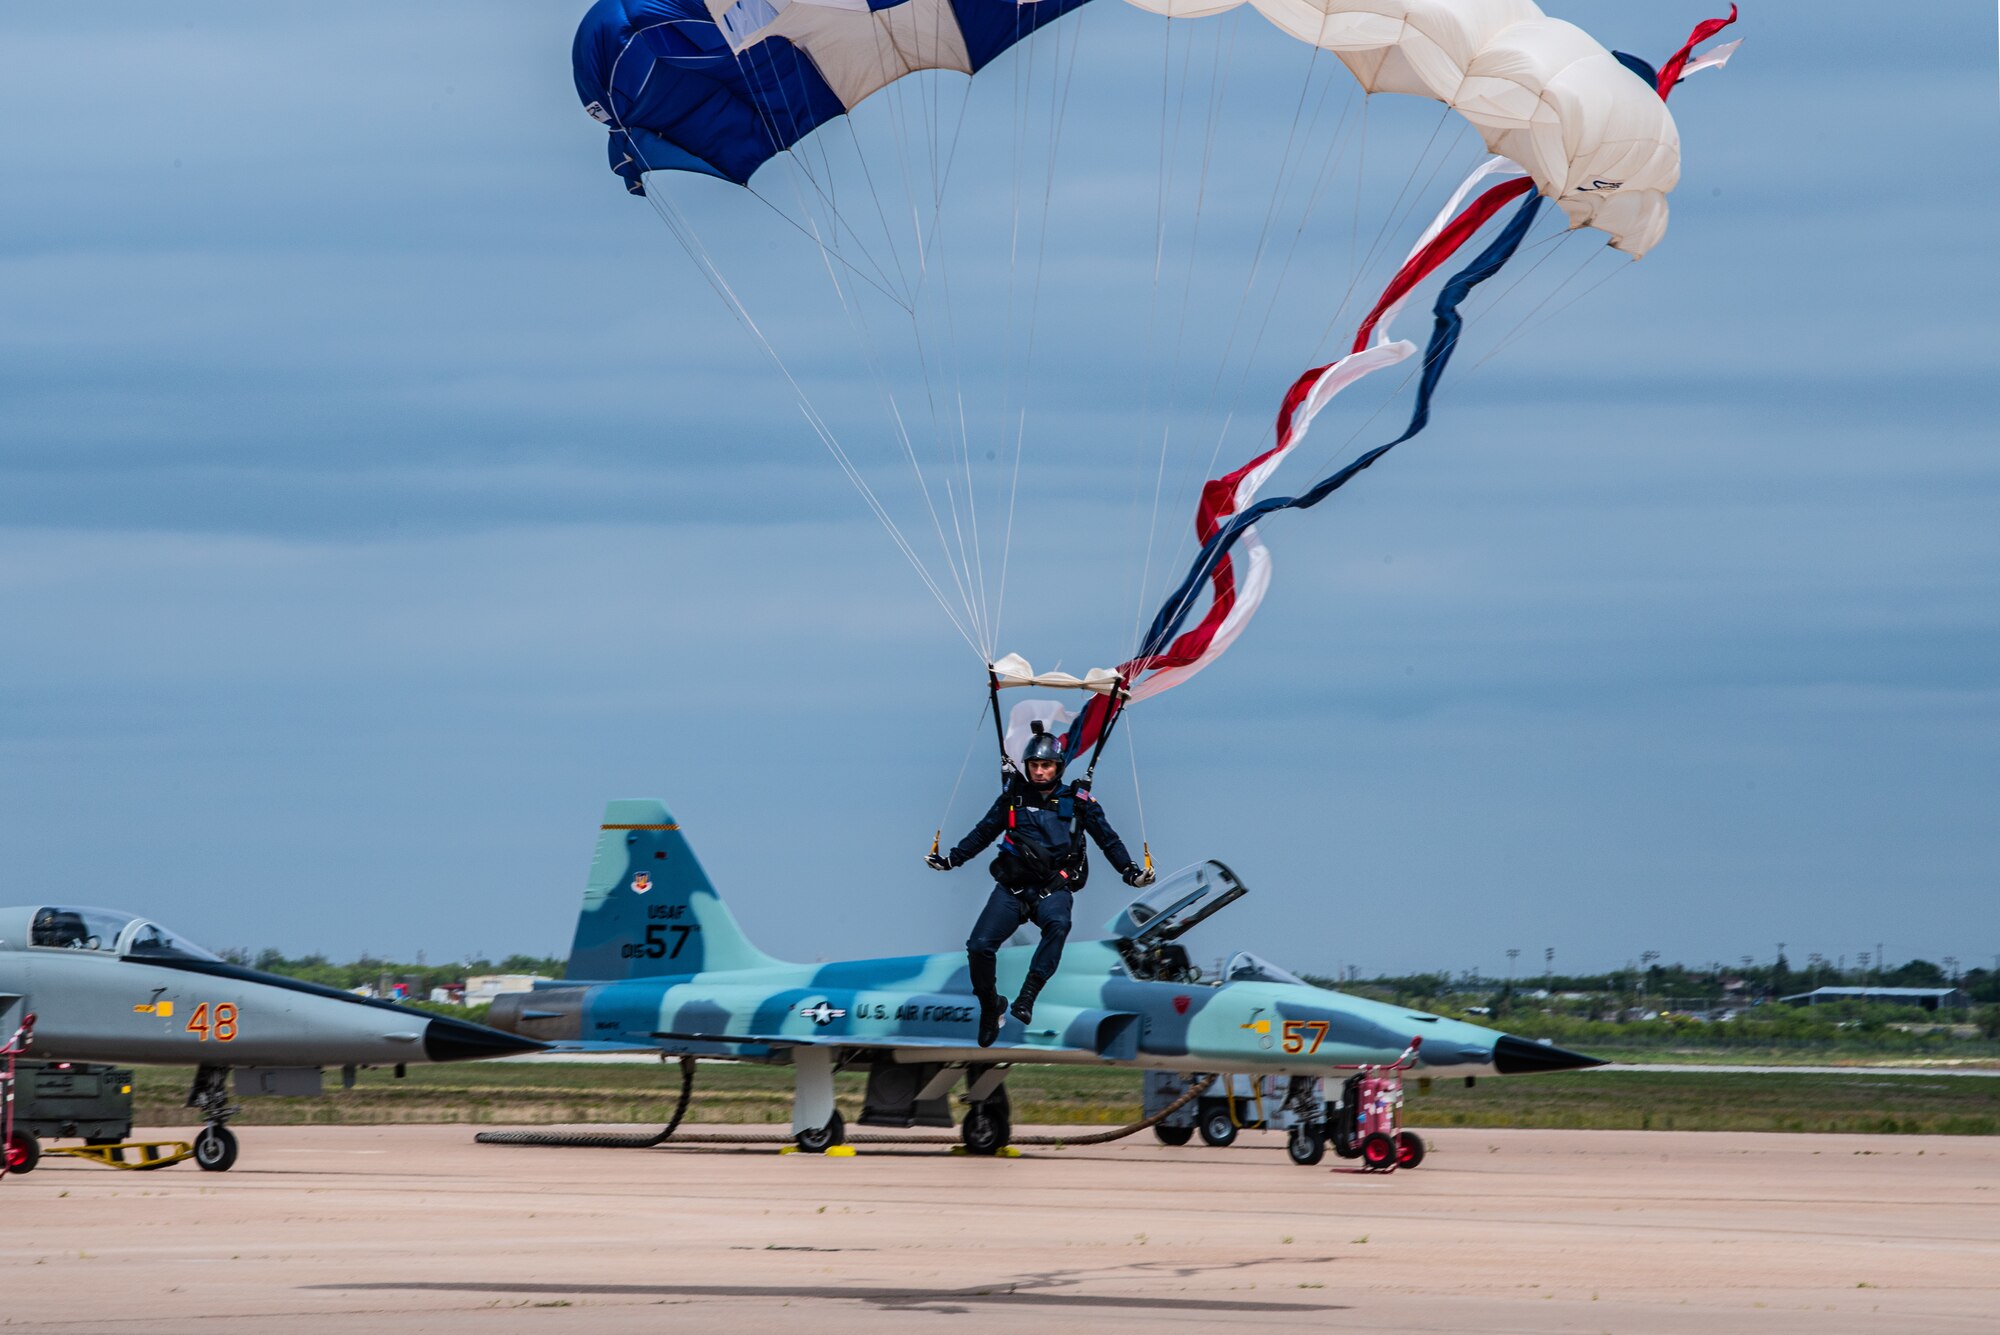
1152;1122;1194;1147
960;1087;1012;1156
194;1124;239;1172
1286;1124;1327;1166
1360;1131;1396;1171
794;1111;846;1153
1197;1107;1238;1148
1394;1130;1426;1169
4;1130;40;1174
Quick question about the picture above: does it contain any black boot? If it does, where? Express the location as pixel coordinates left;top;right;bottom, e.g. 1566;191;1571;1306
1009;972;1050;1027
968;951;1008;1048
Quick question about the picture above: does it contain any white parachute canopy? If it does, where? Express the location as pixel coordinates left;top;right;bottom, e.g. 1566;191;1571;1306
1119;0;1683;254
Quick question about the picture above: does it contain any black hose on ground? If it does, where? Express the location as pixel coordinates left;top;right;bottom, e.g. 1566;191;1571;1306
474;1055;697;1149
474;1063;1216;1151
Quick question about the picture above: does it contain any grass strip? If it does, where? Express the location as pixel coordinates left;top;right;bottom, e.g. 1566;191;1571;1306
114;1061;1998;1136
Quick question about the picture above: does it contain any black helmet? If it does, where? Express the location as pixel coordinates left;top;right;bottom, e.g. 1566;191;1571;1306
1020;723;1066;785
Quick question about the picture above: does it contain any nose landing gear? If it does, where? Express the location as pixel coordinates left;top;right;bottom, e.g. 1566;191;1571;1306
187;1065;241;1172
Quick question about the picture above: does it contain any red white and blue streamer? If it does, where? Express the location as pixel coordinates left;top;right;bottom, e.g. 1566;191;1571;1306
1067;8;1740;758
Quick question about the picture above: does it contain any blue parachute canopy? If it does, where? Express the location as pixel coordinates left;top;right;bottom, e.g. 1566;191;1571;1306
573;0;1092;192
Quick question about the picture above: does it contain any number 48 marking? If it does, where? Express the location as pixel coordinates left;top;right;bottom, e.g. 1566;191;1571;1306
185;1002;239;1042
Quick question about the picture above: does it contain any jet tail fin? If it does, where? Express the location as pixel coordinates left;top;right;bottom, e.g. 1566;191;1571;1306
563;800;781;982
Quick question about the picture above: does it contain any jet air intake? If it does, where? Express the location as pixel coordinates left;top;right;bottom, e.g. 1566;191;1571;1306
486;989;586;1043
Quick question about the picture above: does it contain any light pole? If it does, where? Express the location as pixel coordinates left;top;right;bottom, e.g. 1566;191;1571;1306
1544;947;1555;995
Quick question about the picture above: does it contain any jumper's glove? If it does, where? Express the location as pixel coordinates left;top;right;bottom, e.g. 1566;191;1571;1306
926;851;953;871
1123;865;1155;888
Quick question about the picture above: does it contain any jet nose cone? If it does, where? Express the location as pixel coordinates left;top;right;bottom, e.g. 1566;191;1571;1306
422;1014;547;1063
1492;1033;1605;1075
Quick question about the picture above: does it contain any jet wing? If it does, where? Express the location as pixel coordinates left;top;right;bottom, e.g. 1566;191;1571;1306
654;1030;1011;1050
528;1040;681;1055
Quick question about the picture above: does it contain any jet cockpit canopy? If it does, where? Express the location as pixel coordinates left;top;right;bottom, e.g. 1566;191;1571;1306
1106;861;1247;983
28;906;219;961
1221;951;1308;987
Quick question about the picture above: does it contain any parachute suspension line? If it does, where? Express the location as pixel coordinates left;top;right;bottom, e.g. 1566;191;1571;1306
1136;10;1224;655
827;117;917;305
1125;6;1177;599
1135;60;1360;656
1139;36;1359;656
1450;219;1578;342
1196;44;1328;417
1321;103;1457;353
1222;74;1364;399
602;44;976;651
720;42;911;309
1471;244;1631;375
935;692;993;854
638;183;983;660
1123;710;1150;876
936;403;992;659
1344;94;1370;321
1171;67;1365;614
1130;14;1241;656
742;185;908;309
990;407;1027;651
765;145;989;649
989;4;1088;654
722;40;989;653
995;0;1044;625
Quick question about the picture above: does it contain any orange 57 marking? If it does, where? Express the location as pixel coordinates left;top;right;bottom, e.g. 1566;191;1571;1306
185;1002;240;1042
1281;1019;1329;1055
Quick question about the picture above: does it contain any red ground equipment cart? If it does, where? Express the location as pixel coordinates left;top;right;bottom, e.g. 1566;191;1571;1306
1328;1036;1426;1172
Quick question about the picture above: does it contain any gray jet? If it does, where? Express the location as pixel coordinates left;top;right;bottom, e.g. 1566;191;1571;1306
0;904;542;1169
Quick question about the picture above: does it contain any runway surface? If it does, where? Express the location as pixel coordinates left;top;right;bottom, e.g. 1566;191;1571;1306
4;1124;1994;1333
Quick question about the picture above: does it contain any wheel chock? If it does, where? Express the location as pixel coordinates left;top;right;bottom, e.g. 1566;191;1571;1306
824;1145;857;1157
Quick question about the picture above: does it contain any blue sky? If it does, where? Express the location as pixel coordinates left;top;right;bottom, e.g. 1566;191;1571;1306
2;3;1994;980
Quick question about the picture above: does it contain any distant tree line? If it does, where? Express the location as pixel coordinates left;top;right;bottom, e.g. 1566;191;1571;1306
1315;958;1996;1006
222;950;567;994
1303;957;2000;1051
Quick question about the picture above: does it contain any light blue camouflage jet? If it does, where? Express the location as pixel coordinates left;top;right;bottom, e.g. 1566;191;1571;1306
487;800;1602;1157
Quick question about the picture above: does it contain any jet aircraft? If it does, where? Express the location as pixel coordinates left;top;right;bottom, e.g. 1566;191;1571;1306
486;800;1602;1156
0;905;543;1169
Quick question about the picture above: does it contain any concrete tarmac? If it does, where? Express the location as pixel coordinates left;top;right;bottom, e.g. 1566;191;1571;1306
3;1124;1994;1333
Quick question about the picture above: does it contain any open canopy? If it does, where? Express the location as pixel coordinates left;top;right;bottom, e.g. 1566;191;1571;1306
1105;860;1247;941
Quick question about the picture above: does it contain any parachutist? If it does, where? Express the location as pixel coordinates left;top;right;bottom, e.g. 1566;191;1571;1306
936;723;1142;1039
